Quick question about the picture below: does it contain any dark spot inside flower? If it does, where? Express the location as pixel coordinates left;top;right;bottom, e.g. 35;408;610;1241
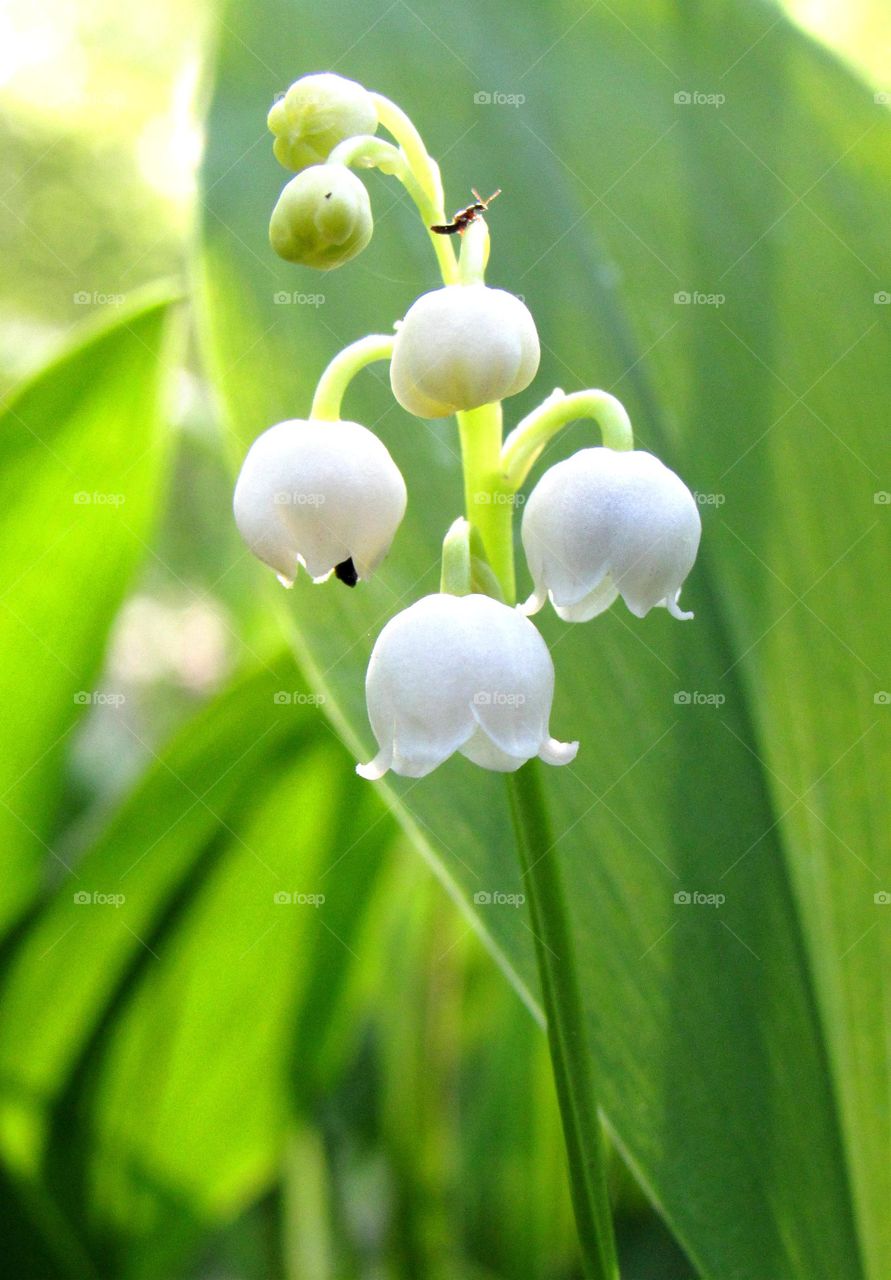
335;557;358;587
325;192;332;199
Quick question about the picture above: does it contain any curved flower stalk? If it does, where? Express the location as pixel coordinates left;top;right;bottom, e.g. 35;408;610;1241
233;419;406;587
236;70;706;1280
356;593;577;780
501;387;634;486
521;447;701;622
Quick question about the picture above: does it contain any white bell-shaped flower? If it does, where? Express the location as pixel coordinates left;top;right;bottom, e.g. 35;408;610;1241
233;419;406;587
390;285;540;419
356;593;577;780
521;448;701;622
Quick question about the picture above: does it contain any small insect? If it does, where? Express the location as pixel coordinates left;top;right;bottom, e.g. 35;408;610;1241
430;188;501;236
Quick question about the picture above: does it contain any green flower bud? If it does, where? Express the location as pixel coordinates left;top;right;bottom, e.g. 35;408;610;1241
269;164;373;270
268;73;378;172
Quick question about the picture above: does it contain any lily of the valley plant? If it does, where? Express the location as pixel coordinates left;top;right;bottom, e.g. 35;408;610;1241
234;70;701;1280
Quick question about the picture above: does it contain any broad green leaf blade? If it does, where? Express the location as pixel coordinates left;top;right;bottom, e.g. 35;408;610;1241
546;6;891;1276
0;661;394;1279
196;2;889;1276
0;295;178;930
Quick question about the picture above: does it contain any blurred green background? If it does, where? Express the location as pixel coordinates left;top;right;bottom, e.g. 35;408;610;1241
0;1;889;1277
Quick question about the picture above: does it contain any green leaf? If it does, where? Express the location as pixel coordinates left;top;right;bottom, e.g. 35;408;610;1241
195;3;890;1277
365;857;579;1279
0;294;179;930
0;661;394;1278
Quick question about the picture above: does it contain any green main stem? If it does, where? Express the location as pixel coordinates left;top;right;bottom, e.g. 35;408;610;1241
455;401;515;603
316;96;620;1276
445;174;619;1280
506;764;620;1280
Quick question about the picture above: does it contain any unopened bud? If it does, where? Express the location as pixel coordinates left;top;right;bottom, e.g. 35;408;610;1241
269;164;373;270
268;72;377;171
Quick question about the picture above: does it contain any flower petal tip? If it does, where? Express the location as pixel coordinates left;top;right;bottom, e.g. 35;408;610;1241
666;596;694;621
539;737;579;766
356;749;391;781
519;590;545;617
355;762;384;781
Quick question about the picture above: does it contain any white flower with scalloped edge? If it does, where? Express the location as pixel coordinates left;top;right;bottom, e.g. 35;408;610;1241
390;284;539;419
233;419;406;588
521;448;701;622
357;592;578;780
